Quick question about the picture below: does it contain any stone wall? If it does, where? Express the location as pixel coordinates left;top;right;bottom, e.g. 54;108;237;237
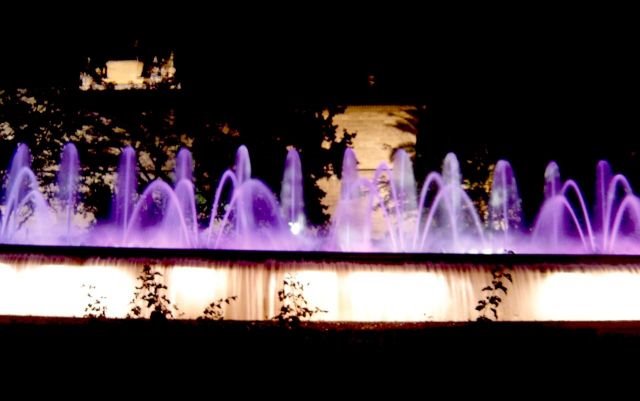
319;105;417;222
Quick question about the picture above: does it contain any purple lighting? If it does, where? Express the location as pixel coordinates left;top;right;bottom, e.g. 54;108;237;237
2;142;640;254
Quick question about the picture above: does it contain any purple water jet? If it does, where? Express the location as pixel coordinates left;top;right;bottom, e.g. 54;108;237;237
113;146;137;235
57;143;80;240
281;148;305;234
4;142;640;322
2;142;640;254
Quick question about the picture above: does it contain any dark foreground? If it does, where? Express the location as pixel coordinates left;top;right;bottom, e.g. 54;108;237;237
2;316;637;392
3;316;640;359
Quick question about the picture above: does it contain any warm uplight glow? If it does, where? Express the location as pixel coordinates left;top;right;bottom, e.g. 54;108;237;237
0;263;135;317
536;272;640;320
4;258;640;322
0;262;453;321
345;272;449;321
167;266;226;316
104;60;144;85
292;271;340;320
80;52;179;91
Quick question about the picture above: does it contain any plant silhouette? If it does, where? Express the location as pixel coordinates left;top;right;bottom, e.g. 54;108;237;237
273;274;327;327
128;264;179;321
476;265;513;321
82;284;107;319
199;296;238;320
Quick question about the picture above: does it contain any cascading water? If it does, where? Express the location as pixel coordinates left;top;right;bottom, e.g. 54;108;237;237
3;142;640;321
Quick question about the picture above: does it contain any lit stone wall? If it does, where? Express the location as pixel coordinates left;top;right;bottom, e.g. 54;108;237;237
319;105;417;221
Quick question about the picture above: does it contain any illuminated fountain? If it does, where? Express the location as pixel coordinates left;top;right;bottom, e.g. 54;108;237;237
2;143;640;321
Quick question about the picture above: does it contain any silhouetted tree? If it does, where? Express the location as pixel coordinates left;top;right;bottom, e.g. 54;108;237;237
0;87;124;219
1;86;354;227
190;104;354;226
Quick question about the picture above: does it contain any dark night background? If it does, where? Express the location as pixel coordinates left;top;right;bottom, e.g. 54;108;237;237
3;9;640;380
1;10;639;221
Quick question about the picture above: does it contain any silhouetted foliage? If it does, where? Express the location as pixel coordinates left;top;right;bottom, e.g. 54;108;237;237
1;87;355;227
128;264;179;320
82;284;107;319
198;295;238;321
476;264;513;321
191;105;354;225
273;274;327;327
0;87;123;219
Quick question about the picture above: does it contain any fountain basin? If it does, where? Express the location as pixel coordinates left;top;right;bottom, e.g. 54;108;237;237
2;244;640;321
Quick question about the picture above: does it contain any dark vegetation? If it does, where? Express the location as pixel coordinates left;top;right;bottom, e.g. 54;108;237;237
3;20;640;228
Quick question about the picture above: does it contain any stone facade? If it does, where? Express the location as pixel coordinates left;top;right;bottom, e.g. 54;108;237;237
319;105;417;220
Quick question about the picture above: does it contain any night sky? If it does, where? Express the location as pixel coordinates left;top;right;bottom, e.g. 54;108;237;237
1;11;639;169
1;15;636;120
